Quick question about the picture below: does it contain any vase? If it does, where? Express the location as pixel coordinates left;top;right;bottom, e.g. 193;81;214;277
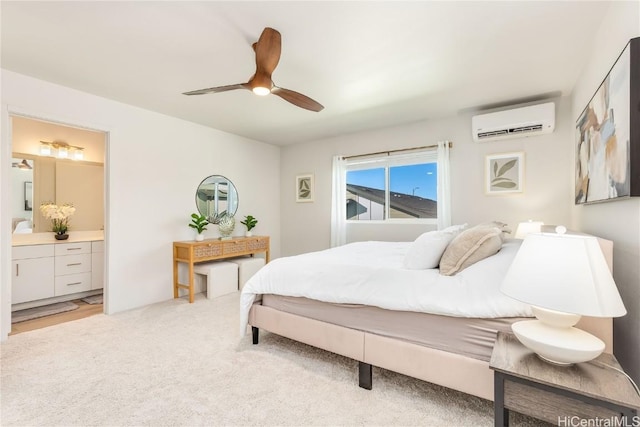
55;232;69;240
245;231;253;237
218;215;235;240
195;233;204;242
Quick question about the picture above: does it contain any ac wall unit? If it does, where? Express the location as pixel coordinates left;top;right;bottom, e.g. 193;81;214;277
471;102;555;142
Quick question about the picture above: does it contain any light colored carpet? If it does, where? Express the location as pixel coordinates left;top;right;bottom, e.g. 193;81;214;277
80;294;103;305
1;292;545;426
11;301;79;324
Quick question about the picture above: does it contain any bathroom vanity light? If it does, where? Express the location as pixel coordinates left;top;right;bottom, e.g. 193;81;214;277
57;144;69;158
72;147;84;160
39;141;85;160
39;142;52;156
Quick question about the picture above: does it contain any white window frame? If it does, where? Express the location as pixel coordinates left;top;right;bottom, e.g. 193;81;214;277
346;151;438;225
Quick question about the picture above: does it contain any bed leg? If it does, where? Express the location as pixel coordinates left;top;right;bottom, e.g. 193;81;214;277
252;326;259;345
358;362;372;390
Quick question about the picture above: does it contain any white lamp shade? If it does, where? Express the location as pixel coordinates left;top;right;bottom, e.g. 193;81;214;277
501;232;626;317
514;220;544;239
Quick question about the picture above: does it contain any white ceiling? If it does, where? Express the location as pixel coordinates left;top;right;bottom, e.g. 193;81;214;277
1;1;612;146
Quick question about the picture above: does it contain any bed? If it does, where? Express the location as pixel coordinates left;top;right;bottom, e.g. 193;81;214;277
240;227;613;401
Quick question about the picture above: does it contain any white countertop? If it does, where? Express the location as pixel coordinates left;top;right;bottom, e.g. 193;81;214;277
12;230;104;246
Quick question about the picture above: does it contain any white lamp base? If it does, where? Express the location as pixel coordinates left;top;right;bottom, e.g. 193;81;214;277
511;320;605;365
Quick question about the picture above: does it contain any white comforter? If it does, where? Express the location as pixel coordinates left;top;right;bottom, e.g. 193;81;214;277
240;240;532;334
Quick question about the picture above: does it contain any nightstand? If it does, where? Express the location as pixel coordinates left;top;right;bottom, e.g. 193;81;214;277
490;332;640;427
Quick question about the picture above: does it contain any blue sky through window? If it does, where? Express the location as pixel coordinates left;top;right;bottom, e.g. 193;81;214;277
347;168;385;190
347;163;437;201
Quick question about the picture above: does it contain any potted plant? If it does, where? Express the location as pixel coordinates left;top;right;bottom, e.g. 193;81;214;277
189;213;208;241
240;215;258;237
40;202;76;240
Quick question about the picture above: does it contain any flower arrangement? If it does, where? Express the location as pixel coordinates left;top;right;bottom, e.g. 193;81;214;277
40;202;76;234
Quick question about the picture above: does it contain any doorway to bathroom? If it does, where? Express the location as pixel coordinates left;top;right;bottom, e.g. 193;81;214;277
9;114;108;333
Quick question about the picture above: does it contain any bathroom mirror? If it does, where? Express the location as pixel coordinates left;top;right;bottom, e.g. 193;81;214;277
195;175;238;223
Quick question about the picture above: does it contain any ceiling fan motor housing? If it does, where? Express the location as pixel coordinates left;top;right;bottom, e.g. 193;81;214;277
250;73;273;95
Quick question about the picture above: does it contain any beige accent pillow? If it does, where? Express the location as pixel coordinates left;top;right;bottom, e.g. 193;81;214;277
477;221;512;241
439;226;503;276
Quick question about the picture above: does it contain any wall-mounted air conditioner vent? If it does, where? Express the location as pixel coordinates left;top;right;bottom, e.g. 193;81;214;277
472;102;555;142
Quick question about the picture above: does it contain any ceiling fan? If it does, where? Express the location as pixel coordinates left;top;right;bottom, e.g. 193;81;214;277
183;27;324;112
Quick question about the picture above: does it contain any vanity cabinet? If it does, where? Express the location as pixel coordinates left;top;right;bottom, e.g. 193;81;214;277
11;238;104;308
12;245;55;304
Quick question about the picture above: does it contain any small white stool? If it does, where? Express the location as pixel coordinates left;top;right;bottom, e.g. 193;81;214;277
229;257;266;290
193;261;238;299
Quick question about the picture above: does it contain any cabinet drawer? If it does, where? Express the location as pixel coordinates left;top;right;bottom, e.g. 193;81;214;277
503;379;621;424
12;244;55;260
223;240;247;255
55;272;92;296
247;237;268;251
55;254;92;276
55;242;91;256
92;241;104;253
193;243;222;260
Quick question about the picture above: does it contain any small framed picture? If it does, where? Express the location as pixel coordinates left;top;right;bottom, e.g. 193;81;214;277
24;181;33;211
295;174;314;203
485;152;524;195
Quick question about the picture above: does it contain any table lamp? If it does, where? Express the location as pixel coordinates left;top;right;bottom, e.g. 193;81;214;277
514;220;544;239
500;226;626;365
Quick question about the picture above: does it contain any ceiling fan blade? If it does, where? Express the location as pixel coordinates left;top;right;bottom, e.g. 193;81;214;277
183;83;249;96
255;27;281;76
271;87;324;112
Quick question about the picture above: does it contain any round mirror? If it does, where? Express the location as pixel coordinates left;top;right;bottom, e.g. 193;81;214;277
195;175;239;223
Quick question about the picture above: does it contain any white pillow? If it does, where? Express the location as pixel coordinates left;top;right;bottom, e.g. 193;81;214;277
403;230;457;270
443;223;468;233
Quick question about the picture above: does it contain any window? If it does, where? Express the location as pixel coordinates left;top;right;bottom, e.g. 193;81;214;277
346;151;438;222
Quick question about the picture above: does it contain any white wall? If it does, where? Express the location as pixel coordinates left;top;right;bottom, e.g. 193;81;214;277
0;70;281;340
571;1;640;383
280;96;573;256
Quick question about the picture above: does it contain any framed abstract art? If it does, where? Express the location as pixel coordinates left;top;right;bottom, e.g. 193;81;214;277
575;37;639;204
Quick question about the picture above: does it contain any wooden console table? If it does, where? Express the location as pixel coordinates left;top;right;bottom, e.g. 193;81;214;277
173;236;270;303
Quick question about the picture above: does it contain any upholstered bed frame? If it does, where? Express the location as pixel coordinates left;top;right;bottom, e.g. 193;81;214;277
248;234;614;401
